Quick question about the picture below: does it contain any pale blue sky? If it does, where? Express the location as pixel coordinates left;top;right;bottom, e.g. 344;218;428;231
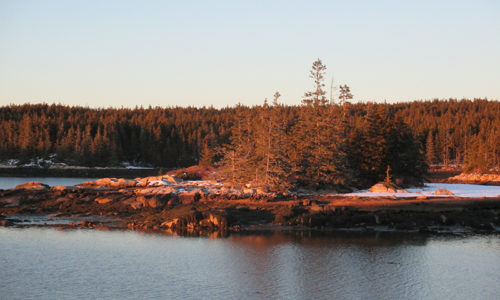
1;0;499;108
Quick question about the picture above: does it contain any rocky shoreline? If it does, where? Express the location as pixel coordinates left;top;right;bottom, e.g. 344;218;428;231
1;175;500;236
447;173;500;186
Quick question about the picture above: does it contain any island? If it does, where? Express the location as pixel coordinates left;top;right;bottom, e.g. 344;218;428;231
1;168;499;236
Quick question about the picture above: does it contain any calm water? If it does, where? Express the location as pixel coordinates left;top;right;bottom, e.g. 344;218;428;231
0;177;97;189
1;228;499;300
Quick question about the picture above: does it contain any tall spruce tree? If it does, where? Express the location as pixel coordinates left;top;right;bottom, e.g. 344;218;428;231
292;59;342;188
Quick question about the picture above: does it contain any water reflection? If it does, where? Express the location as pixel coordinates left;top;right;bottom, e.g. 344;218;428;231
1;227;499;300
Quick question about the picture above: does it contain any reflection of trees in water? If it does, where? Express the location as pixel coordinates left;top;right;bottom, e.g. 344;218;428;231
230;230;429;249
225;230;431;299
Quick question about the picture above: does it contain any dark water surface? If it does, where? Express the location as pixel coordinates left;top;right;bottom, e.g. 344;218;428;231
1;228;499;300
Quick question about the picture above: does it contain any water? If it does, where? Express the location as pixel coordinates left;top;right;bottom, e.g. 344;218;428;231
0;177;97;189
1;228;499;300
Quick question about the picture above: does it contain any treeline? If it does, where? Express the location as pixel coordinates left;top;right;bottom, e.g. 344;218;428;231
215;60;426;190
0;105;233;167
0;63;499;188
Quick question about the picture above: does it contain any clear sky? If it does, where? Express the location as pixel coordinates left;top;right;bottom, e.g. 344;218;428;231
1;0;499;108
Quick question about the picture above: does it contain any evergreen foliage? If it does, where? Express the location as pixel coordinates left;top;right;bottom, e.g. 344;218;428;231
0;64;498;190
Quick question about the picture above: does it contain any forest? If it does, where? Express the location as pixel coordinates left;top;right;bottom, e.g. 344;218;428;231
0;60;499;190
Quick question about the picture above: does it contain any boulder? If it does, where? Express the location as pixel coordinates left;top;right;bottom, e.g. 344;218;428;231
434;188;454;196
369;183;396;193
51;185;79;192
95;178;116;186
77;181;95;188
243;188;256;196
95;197;113;204
14;182;50;190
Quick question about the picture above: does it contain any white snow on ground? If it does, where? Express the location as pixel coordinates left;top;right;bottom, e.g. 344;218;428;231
125;166;153;169
121;162;153;169
342;183;500;198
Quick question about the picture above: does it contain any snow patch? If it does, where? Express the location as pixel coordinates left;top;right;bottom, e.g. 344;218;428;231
341;183;500;198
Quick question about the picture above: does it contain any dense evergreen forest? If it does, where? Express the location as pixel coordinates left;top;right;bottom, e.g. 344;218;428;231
0;60;498;190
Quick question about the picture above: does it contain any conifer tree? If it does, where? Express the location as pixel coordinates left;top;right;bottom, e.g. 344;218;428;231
338;84;353;104
292;59;341;188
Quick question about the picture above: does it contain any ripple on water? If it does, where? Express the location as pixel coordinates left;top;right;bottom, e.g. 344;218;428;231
0;228;499;300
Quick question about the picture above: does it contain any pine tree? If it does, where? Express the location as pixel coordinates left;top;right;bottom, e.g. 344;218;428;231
292;59;341;188
338;84;353;104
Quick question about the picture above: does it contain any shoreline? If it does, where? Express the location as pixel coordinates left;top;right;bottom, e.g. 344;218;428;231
1;176;499;236
3;217;497;238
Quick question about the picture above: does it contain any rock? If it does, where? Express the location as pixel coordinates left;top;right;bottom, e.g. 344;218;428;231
243;188;255;197
450;173;500;184
51;185;79;192
135;186;176;196
433;188;454;196
178;189;202;204
14;182;50;190
95;197;113;204
77;181;95;188
93;178;114;187
161;218;179;228
110;179;136;188
135;177;150;187
122;196;140;207
127;195;166;208
147;197;166;208
162;175;179;184
136;196;148;206
369;183;396;193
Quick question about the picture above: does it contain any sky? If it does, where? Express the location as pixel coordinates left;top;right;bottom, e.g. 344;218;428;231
0;0;499;108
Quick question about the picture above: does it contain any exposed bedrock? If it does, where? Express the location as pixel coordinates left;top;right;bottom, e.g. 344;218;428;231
1;179;500;234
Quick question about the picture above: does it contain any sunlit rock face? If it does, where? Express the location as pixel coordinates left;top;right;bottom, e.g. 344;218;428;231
14;182;50;191
433;188;454;196
450;173;500;184
369;183;396;193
